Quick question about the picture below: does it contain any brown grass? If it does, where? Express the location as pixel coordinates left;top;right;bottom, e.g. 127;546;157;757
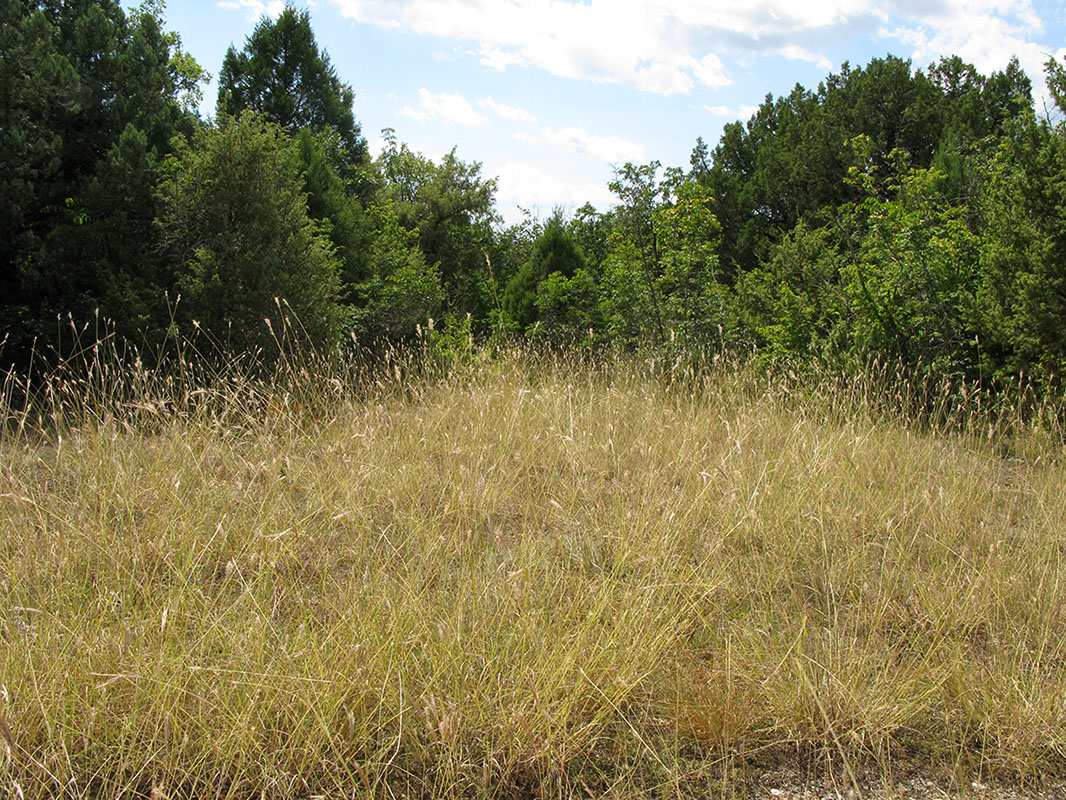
1;343;1065;798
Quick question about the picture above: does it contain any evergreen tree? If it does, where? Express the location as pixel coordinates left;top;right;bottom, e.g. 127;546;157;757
376;132;499;324
217;5;368;186
0;0;202;365
503;214;589;336
156;112;346;357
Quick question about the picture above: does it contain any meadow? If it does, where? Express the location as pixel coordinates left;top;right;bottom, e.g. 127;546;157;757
2;344;1065;799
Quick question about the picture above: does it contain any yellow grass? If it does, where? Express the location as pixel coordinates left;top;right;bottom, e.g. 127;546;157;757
2;346;1065;798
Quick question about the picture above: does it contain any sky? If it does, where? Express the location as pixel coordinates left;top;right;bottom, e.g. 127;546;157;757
144;0;1066;224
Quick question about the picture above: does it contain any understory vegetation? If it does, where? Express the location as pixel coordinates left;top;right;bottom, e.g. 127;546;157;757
2;344;1065;798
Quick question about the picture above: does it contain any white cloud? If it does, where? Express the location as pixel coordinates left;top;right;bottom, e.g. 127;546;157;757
779;45;834;71
878;0;1056;106
330;0;736;94
494;162;615;216
704;104;759;119
692;53;731;89
478;44;529;71
330;0;1058;101
478;96;537;122
537;126;648;164
218;0;286;19
885;1;1042;73
399;88;489;125
397;106;431;122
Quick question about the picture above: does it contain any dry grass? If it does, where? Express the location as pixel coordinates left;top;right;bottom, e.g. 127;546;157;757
2;343;1066;798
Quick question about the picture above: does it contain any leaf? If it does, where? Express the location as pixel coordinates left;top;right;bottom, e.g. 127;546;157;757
0;712;15;754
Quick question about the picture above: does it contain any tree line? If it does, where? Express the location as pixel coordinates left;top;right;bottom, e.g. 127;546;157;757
5;0;1066;391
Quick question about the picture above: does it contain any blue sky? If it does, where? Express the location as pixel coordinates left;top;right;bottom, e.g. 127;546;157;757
148;0;1066;223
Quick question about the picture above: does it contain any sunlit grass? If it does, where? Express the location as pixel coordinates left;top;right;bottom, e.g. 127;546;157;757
2;340;1065;798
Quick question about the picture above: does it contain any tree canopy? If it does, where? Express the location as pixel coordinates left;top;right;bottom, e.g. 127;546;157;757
217;4;368;183
5;0;1066;396
0;0;202;361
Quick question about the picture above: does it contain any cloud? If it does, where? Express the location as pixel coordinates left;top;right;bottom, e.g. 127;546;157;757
704;104;760;119
884;0;1043;73
328;0;1058;101
779;45;834;71
218;0;286;19
398;88;489;125
494;161;615;215
330;0;735;94
537;126;647;164
876;0;1058;106
478;96;537;123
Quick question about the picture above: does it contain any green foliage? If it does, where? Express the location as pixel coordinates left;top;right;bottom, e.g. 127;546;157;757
606;162;667;344
654;177;730;349
702;55;1032;278
736;224;848;360
156;112;346;356
600;239;657;348
350;201;444;344
976;116;1066;385
1049;55;1066;116
5;9;1064;395
600;166;731;351
295;127;374;293
134;0;211;112
0;0;202;364
502;261;540;333
375;131;499;322
740;139;984;380
838;158;983;378
531;268;603;346
503;214;590;336
568;203;612;276
217;4;368;188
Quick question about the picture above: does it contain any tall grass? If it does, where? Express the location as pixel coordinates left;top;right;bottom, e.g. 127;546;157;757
2;336;1065;798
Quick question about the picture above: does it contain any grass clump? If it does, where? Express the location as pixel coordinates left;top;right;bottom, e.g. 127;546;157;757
2;344;1065;798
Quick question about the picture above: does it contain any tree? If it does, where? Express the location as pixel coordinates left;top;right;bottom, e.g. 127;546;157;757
0;0;203;364
217;4;368;186
653;177;730;349
376;132;499;324
976;114;1066;385
503;213;591;336
349;201;444;344
701;55;1022;279
735;223;848;360
156;112;346;357
295;127;374;297
608;161;666;344
834;147;984;378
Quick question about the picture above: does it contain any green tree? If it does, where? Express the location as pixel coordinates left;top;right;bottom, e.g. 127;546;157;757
376;131;499;324
976;110;1066;385
701;55;1025;279
568;203;612;278
295;127;374;296
350;201;444;344
217;4;368;186
532;268;602;346
653;177;730;349
735;223;848;360
835;145;983;378
156;112;346;356
503;213;592;337
0;0;202;364
607;161;667;344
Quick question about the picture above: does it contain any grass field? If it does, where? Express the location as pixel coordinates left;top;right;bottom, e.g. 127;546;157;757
2;346;1065;798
